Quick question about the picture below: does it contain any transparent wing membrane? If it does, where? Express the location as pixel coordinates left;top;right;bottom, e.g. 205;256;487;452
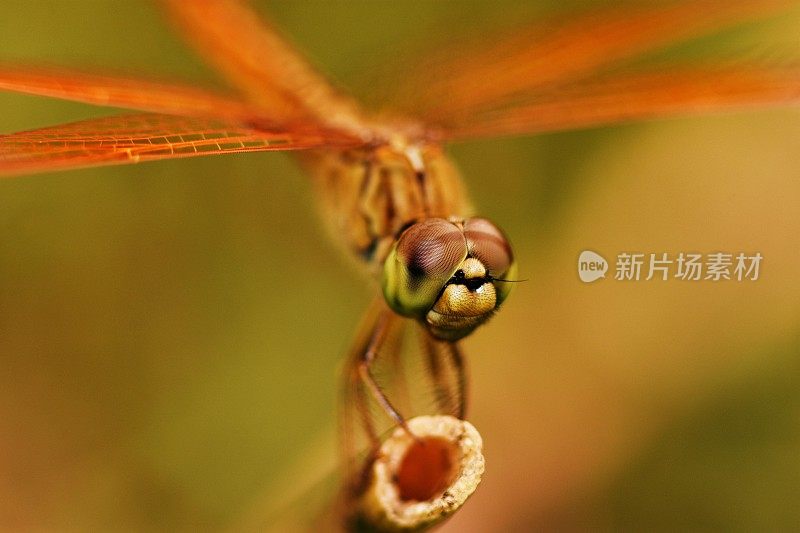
0;113;357;176
163;0;373;138
3;1;798;172
381;1;798;139
437;63;800;140
0;65;259;123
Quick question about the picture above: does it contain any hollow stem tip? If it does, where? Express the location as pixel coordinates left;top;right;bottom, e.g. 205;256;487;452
355;415;484;532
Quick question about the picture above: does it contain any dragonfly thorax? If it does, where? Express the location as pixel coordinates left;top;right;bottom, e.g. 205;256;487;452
302;142;471;267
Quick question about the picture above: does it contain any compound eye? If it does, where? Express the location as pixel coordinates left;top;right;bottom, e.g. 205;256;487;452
464;218;514;277
396;219;467;283
464;218;516;305
383;219;468;317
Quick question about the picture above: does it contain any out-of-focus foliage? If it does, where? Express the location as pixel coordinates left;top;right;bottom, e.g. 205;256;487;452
0;1;798;531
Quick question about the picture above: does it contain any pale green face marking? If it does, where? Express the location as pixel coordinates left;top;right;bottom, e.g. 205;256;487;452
382;217;516;341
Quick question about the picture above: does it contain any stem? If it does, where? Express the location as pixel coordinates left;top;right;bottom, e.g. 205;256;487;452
345;415;484;532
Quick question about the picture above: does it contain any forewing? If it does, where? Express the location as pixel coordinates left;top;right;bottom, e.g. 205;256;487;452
381;1;795;135
0;65;260;123
0;113;358;177
163;0;372;137
437;63;800;140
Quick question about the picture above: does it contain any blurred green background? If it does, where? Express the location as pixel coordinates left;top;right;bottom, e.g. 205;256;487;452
1;1;799;531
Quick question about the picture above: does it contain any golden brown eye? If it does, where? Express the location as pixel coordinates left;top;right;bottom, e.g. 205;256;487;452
463;218;514;278
383;219;468;318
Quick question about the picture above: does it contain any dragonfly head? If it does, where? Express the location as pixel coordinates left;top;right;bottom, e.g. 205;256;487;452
382;217;516;341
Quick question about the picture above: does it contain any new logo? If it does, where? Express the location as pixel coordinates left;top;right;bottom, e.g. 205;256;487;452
578;250;608;283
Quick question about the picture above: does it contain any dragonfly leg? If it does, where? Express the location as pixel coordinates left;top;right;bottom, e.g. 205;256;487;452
350;366;381;450
358;310;414;436
422;335;451;415
423;334;468;419
449;342;468;419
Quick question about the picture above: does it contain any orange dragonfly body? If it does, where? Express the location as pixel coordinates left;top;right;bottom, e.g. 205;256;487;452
1;0;799;526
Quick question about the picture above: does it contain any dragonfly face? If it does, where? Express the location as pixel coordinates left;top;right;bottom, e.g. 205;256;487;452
382;216;516;341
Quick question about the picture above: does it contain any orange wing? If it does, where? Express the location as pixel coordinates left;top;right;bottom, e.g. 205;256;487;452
0;113;359;177
163;0;374;140
434;64;800;140
382;0;797;139
0;1;377;177
0;65;263;124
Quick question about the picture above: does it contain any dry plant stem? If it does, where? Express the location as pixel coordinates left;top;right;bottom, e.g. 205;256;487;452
351;415;484;532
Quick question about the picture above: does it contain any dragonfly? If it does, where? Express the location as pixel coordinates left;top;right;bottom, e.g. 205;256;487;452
1;0;799;523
